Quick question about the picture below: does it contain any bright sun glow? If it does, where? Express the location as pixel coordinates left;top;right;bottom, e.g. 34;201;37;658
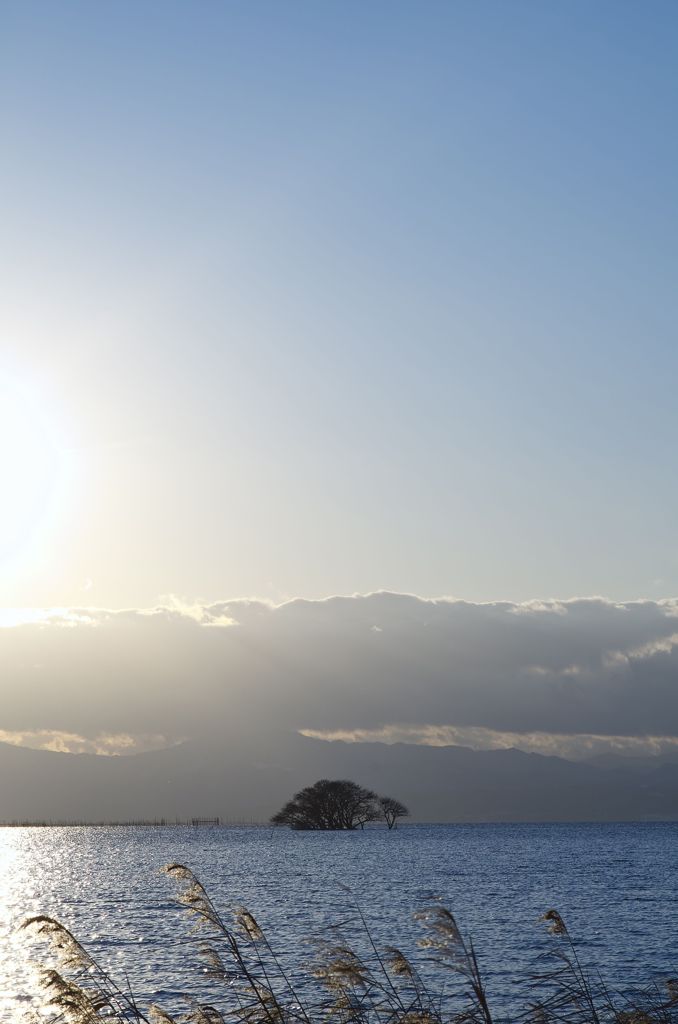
0;378;65;564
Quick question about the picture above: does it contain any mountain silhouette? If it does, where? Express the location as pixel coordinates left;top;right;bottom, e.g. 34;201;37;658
2;733;678;823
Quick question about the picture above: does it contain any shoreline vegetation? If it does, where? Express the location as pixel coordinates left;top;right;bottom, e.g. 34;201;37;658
23;862;678;1024
271;779;410;830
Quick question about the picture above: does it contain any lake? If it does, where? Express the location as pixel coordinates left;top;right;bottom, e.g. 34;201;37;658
2;822;677;1022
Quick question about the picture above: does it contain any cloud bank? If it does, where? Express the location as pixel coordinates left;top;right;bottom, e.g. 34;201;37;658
1;592;677;758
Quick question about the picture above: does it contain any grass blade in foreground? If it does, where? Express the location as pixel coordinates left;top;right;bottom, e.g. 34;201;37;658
21;865;678;1024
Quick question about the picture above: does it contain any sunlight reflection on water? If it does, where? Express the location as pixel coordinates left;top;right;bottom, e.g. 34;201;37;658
0;832;35;1021
1;823;677;1022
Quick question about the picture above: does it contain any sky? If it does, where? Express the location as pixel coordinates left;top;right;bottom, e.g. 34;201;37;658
1;3;678;759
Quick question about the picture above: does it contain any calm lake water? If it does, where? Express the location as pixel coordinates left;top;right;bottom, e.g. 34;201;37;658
2;822;677;1022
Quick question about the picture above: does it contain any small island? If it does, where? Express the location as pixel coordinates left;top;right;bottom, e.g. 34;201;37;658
270;778;409;830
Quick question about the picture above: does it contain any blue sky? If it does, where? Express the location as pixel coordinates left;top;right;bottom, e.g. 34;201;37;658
2;1;678;607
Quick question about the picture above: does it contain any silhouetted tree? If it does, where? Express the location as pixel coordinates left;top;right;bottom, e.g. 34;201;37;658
378;795;409;829
271;779;382;830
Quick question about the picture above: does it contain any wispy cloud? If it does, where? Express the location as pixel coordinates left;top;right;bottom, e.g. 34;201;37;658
0;729;177;755
299;725;678;760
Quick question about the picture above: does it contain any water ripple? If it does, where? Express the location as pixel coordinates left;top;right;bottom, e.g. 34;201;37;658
1;823;677;1022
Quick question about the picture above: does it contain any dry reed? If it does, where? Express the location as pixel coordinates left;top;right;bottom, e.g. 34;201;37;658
20;865;678;1024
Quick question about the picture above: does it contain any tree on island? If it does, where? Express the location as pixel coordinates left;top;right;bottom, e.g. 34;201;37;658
378;795;409;830
270;779;409;830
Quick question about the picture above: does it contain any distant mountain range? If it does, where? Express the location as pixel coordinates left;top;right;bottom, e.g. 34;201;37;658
2;732;678;823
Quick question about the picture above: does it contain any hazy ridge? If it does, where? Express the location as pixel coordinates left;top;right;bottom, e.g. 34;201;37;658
3;734;678;824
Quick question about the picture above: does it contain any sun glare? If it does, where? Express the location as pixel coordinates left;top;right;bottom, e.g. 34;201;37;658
0;378;65;565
